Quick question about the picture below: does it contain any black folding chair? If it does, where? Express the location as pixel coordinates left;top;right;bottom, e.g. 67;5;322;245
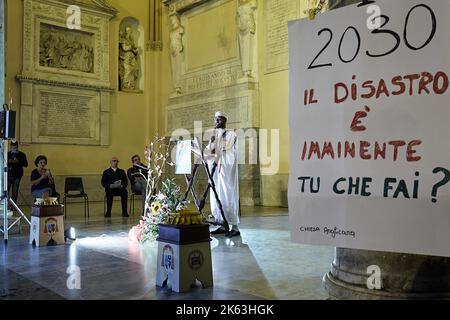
63;177;89;219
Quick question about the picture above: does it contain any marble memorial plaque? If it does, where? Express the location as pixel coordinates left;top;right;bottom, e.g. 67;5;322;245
185;65;241;93
33;85;100;145
39;92;93;138
167;96;248;132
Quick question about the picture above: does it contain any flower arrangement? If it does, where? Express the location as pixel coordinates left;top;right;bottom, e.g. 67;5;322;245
129;135;173;243
143;135;174;218
139;178;189;243
128;135;203;244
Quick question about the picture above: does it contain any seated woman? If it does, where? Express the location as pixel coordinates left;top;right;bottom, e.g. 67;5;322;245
30;155;55;199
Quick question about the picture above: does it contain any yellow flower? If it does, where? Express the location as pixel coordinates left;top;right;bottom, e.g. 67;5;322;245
151;201;161;214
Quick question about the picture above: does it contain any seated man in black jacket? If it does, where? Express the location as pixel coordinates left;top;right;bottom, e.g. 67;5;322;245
101;157;128;217
127;155;148;215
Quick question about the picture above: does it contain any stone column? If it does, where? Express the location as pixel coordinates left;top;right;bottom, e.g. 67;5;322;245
323;248;450;299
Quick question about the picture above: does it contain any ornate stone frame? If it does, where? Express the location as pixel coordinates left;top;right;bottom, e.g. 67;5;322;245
17;0;117;145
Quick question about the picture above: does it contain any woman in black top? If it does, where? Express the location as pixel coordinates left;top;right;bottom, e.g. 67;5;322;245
30;155;54;198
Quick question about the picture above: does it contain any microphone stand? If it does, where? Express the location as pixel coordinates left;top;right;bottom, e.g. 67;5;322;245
183;138;229;232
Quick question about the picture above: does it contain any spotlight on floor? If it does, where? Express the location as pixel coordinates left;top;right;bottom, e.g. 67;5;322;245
64;227;76;241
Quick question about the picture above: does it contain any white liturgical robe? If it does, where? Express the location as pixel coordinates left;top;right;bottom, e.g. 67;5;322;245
206;128;240;226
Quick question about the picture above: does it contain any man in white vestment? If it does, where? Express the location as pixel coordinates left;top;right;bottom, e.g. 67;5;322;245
207;112;240;237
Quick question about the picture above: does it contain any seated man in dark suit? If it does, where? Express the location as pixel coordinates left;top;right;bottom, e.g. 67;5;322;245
101;157;128;217
127;154;148;215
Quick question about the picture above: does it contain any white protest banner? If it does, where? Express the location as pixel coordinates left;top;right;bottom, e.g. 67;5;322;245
288;0;450;257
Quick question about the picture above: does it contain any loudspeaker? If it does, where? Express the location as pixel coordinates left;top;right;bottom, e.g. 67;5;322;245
0;111;16;139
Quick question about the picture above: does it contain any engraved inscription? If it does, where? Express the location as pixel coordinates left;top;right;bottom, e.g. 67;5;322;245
167;97;248;131
185;67;240;92
264;0;300;73
39;92;93;138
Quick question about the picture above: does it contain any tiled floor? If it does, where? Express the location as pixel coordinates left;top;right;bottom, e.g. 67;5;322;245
0;202;334;300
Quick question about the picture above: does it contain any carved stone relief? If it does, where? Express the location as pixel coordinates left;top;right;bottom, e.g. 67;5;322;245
39;24;94;73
